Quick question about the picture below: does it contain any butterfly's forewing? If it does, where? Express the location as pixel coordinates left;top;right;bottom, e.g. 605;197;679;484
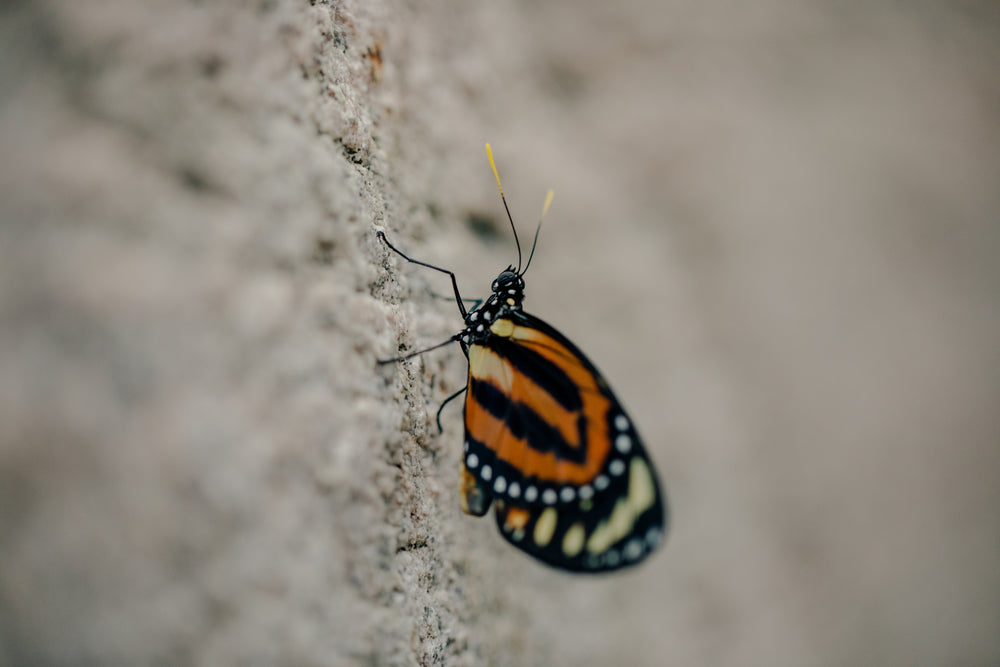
461;311;667;572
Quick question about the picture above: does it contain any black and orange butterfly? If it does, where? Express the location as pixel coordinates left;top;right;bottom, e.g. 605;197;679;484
378;144;667;572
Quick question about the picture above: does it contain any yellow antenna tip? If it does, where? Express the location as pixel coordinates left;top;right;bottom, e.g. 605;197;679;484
485;142;504;195
542;189;554;219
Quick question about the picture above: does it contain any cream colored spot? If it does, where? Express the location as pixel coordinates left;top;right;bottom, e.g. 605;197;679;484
562;523;586;557
610;497;636;536
468;345;512;392
629;458;656;512
506;298;515;306
586;499;628;554
534;507;558;547
585;457;657;555
489;318;514;337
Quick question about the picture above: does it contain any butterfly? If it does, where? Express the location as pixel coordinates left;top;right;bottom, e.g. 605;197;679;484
377;144;667;572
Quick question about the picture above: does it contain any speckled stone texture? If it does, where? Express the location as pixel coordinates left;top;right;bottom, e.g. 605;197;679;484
1;1;999;666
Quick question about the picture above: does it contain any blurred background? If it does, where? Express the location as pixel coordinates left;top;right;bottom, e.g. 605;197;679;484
1;1;998;665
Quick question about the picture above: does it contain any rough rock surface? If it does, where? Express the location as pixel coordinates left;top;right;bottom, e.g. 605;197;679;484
1;1;998;665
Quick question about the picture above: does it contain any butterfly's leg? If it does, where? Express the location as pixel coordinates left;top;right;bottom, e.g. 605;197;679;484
377;231;468;318
377;334;462;365
435;384;468;434
429;292;483;312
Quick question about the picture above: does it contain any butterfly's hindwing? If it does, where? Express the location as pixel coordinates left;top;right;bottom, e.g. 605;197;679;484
492;457;665;572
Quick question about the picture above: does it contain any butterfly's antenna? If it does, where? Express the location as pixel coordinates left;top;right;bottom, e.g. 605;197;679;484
520;189;553;276
486;143;522;272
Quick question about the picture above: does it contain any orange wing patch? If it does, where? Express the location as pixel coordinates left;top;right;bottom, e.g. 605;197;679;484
465;320;612;486
467;345;584;449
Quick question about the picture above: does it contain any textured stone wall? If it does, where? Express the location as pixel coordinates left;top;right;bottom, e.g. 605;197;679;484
1;1;998;665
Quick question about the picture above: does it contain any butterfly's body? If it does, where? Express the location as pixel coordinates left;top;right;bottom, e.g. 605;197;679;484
377;145;667;573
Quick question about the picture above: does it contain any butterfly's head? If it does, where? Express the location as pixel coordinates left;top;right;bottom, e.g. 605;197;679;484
492;267;525;305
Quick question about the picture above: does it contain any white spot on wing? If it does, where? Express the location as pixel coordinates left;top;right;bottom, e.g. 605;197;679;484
542;489;557;505
624;538;643;561
466;453;478;469
481;464;492;481
609;459;626;476
614;414;629;431
615;434;632;454
646;527;662;549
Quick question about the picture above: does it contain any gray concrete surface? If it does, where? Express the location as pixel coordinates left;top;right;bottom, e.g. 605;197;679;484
1;1;998;665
